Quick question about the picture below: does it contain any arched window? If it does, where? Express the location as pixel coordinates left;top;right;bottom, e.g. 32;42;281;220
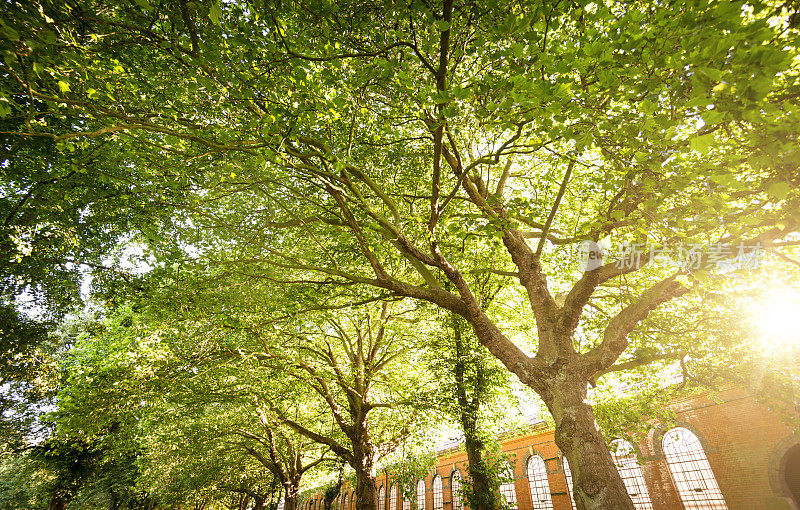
451;471;463;510
527;455;554;510
390;484;398;510
343;494;349;510
499;462;519;510
782;444;800;504
562;457;576;510
417;479;426;510
403;486;411;510
662;427;728;509
432;475;443;510
379;486;386;510
610;439;654;510
277;499;285;510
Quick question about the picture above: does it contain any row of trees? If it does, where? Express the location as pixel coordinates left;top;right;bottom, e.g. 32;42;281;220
2;296;529;509
2;0;800;509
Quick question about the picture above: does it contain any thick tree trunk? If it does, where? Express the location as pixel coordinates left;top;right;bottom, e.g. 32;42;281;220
353;463;378;510
253;496;266;510
284;481;300;510
544;379;635;510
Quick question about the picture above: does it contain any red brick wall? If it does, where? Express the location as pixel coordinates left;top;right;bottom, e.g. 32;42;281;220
308;390;797;510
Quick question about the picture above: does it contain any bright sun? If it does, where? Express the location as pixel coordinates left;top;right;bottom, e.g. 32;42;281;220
753;285;800;351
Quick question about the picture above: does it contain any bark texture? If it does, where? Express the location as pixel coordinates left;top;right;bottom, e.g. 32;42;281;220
544;379;635;510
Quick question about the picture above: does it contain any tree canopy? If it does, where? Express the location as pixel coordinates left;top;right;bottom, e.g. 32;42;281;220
2;0;800;509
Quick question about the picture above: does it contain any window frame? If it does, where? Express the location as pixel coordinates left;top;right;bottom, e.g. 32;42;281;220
451;470;463;510
499;462;519;510
662;427;728;510
416;479;426;510
526;454;554;510
432;475;444;510
610;439;654;510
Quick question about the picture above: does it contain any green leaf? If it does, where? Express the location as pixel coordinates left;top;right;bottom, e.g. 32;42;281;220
697;67;723;82
209;4;222;25
436;20;451;31
0;21;19;42
39;29;57;44
709;173;733;186
690;133;714;154
640;99;657;115
702;110;723;125
767;181;791;201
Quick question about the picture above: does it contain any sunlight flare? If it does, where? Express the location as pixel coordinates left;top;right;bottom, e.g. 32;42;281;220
753;285;800;351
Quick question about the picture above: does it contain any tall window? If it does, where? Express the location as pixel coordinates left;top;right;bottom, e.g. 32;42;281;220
662;427;728;509
611;439;654;510
526;455;554;510
451;471;463;510
379;486;386;510
344;494;349;510
278;500;285;510
390;485;398;510
417;479;426;510
499;463;519;510
563;457;576;510
432;475;443;510
403;487;411;510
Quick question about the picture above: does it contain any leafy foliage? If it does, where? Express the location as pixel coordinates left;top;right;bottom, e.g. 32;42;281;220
2;0;800;508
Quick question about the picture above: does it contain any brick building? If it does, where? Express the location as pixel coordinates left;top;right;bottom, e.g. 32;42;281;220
304;389;799;510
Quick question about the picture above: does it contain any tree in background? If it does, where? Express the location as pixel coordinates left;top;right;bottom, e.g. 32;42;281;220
426;304;521;510
257;304;429;510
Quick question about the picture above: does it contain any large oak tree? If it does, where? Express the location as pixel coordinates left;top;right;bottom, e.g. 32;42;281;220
3;0;800;508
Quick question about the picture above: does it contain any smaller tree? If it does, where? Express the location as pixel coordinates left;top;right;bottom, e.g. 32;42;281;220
426;309;522;510
259;303;429;510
